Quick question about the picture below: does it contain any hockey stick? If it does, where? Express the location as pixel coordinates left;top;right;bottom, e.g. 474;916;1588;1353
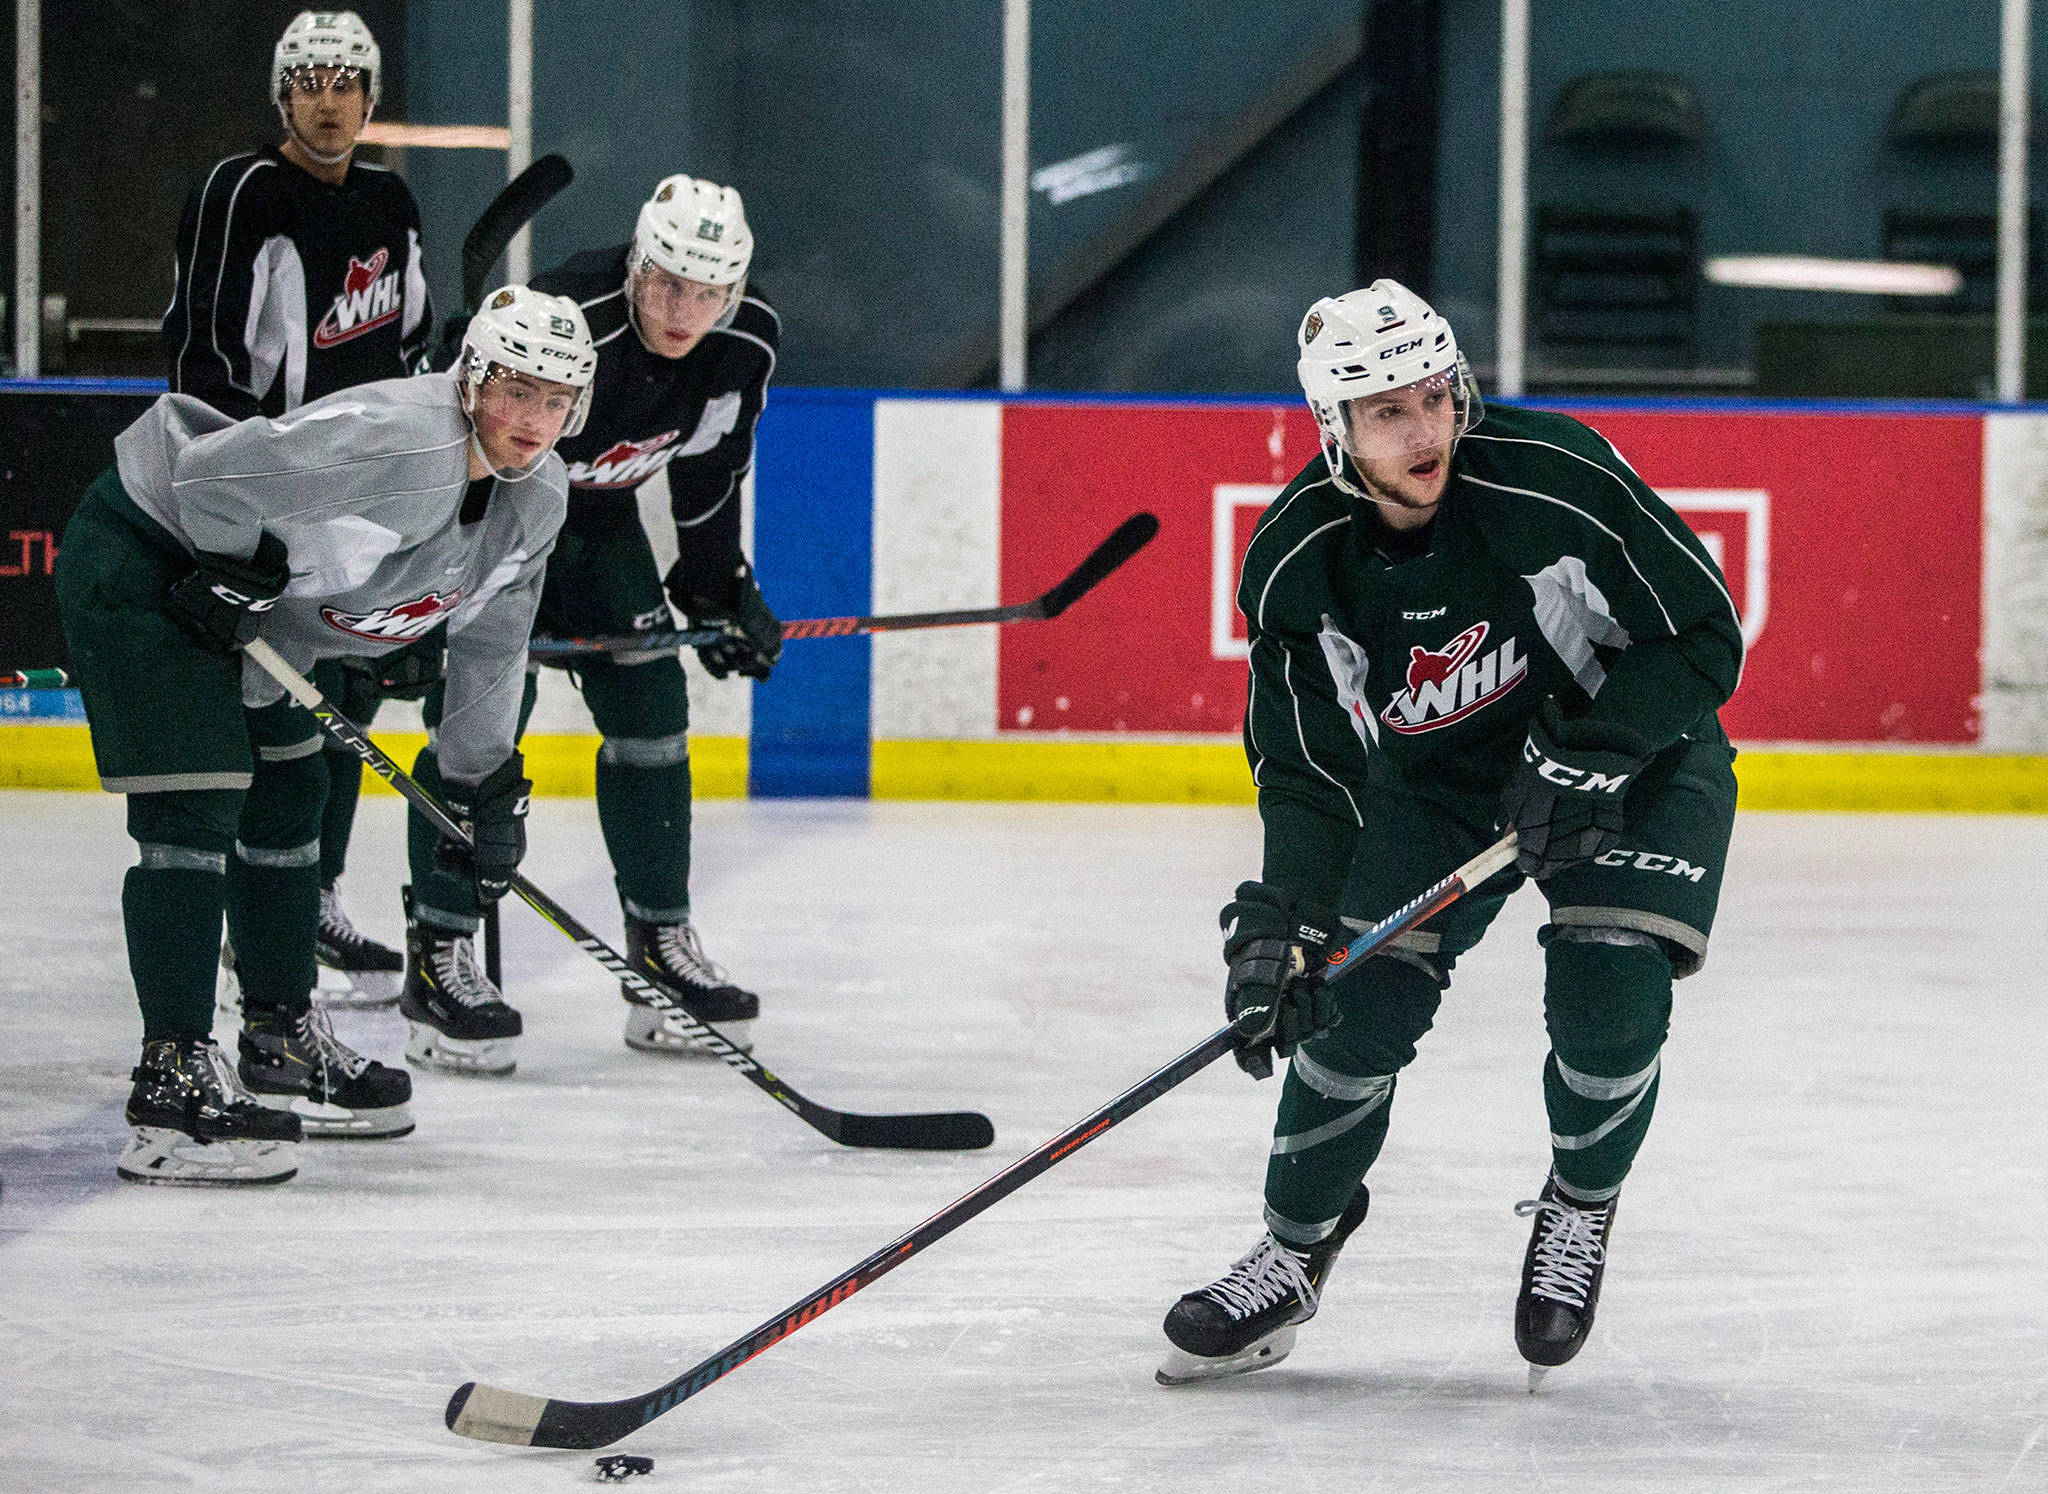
243;639;994;1153
1;668;69;689
462;153;575;311
525;511;1161;660
444;830;1520;1450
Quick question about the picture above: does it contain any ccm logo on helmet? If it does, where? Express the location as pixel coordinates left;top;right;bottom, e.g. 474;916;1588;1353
1524;741;1633;793
1381;337;1424;360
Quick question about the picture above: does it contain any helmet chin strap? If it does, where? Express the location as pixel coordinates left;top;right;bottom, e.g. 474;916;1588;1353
466;426;547;484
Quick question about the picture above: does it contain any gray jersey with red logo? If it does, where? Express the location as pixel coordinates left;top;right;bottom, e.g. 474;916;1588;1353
1238;403;1743;900
112;375;566;784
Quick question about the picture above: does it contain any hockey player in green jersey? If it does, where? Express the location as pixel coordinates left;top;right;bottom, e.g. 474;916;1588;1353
55;285;595;1184
1156;281;1742;1390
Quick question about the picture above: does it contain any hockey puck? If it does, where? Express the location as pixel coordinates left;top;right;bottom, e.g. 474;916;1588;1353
594;1453;653;1482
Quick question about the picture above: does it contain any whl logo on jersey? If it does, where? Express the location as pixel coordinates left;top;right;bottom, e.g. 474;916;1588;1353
1380;619;1526;734
320;589;461;642
567;430;682;489
314;249;403;349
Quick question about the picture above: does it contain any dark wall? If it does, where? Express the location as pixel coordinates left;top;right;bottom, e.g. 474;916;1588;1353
1431;0;2021;373
3;2;405;329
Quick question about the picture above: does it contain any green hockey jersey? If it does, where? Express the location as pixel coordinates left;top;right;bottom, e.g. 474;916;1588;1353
1238;403;1743;903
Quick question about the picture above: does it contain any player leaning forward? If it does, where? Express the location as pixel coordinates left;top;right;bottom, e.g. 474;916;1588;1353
400;173;781;1070
54;288;595;1184
1157;282;1742;1388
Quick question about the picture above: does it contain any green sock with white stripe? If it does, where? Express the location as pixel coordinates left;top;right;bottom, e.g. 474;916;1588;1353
1262;1045;1398;1246
1543;933;1671;1199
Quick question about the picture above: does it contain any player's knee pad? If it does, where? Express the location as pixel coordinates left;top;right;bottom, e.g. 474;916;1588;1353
578;653;689;741
1315;945;1448;1077
1542;926;1673;1078
237;740;329;856
126;789;240;863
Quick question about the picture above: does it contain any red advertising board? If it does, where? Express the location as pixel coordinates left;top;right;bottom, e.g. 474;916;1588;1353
999;402;1984;743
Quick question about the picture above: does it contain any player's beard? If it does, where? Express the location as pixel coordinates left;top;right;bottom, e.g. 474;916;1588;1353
1355;439;1453;517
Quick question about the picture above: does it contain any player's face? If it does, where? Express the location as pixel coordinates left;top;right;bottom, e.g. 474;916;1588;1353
282;66;369;155
630;261;735;358
1341;374;1459;512
470;369;579;469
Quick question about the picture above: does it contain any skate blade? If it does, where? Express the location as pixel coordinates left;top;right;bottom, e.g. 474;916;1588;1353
311;964;400;1010
117;1127;299;1186
623;1009;753;1057
1527;1364;1550;1393
1155;1324;1297;1386
406;1023;516;1077
254;1092;415;1138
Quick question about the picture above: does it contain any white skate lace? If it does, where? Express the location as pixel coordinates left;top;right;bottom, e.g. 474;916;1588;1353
295;1007;371;1080
653;922;730;988
193;1039;262;1113
430;935;502;1009
1515;1195;1609;1308
1200;1234;1319;1322
318;884;365;946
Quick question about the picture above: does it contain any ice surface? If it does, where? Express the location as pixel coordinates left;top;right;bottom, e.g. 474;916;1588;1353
2;791;2044;1492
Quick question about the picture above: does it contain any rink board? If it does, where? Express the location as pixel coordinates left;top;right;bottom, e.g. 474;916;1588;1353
4;384;2046;807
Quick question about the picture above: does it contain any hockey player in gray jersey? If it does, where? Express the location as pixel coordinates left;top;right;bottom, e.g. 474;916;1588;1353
55;285;595;1185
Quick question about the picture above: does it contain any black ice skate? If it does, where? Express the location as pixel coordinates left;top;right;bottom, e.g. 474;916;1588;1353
400;897;522;1076
238;1004;414;1138
119;1034;302;1186
313;881;403;1008
1157;1186;1371;1386
1514;1175;1618;1391
620;916;759;1056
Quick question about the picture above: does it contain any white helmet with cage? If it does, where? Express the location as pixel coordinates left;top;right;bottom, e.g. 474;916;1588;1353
273;11;381;106
1296;279;1482;500
457;286;598;473
628;174;754;333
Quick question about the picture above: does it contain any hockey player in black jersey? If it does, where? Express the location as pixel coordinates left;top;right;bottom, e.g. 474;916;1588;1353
402;174;782;1068
165;10;435;1001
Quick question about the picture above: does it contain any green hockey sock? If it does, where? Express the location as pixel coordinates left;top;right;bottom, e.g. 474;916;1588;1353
1262;1048;1397;1245
596;753;692;920
123;861;228;1041
406;745;479;932
320;744;364;885
225;856;320;1018
1542;933;1672;1200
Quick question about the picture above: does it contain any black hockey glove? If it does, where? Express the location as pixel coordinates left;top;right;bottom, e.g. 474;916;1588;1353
437;752;530;904
163;532;290;653
668;557;783;681
1499;696;1652;881
373;626;446;701
1221;882;1341;1080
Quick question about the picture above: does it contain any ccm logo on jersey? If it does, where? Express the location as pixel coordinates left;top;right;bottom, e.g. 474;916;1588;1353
1380;619;1526;734
320;589;461;642
314;249;403;349
567;430;681;489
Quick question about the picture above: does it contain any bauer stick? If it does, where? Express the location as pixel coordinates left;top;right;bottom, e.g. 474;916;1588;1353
526;511;1161;660
243;639;994;1153
444;830;1521;1450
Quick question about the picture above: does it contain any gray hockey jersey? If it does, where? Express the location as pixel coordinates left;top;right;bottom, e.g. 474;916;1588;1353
112;375;567;784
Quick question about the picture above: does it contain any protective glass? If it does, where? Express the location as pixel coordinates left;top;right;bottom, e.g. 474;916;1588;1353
1335;369;1479;463
469;365;587;447
628;257;742;333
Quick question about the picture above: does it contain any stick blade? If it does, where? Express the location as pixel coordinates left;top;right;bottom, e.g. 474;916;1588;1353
833;1109;995;1151
445;1381;547;1444
1036;512;1161;618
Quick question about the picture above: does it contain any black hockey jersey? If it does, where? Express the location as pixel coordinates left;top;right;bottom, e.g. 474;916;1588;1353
164;148;432;421
532;244;779;598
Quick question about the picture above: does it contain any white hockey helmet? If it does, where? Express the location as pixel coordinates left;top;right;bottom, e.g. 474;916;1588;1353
1297;280;1481;497
273;11;381;107
459;285;599;442
629;175;753;334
